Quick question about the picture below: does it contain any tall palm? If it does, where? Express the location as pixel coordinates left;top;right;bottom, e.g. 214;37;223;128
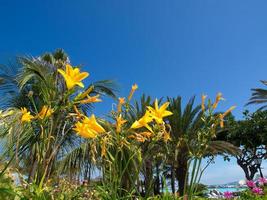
166;96;203;195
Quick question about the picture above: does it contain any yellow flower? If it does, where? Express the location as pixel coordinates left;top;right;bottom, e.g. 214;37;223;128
101;138;107;157
135;134;146;142
73;121;97;138
73;114;105;139
129;133;146;143
38;106;53;119
80;94;102;104
222;106;236;118
20;107;34;123
163;131;171;142
58;64;89;90
212;92;224;109
119;97;125;104
115;114;127;133
73;105;83;119
83;115;106;133
140;131;153;138
78;86;94;99
201;94;207;111
219;113;224;128
147;99;173;124
117;97;125;113
128;84;138;101
131;111;153;132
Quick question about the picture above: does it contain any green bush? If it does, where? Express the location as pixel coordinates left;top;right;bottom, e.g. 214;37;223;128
0;173;17;200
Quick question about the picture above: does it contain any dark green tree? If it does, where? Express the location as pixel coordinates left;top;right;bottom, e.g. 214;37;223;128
218;111;267;180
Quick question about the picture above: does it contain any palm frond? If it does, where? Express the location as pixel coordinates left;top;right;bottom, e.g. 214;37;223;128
205;141;241;157
247;80;267;110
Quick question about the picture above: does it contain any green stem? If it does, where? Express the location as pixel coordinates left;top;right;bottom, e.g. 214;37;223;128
188;158;197;198
192;158;202;195
29;95;38;113
183;159;191;196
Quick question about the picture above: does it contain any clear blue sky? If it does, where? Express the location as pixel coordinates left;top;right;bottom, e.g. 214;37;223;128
1;0;267;184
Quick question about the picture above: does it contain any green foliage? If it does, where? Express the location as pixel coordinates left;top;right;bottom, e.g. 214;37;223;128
0;50;247;200
50;179;94;200
193;183;208;197
222;110;267;148
220;110;267;180
0;173;17;200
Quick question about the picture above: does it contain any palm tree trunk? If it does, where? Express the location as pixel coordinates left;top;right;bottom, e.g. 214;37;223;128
144;159;154;197
171;165;175;193
154;163;160;195
176;159;188;196
28;158;38;183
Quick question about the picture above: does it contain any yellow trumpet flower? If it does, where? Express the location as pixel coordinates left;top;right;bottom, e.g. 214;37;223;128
116;114;127;133
78;86;94;99
117;97;125;113
128;84;138;101
147;99;173;124
131;111;153;132
38;106;54;119
140;131;153;138
73;114;105;139
219;113;224;128
73;121;97;138
135;134;146;142
201;94;207;111
163;131;171;142
58;64;89;90
73;105;83;119
83;115;105;133
212;92;224;109
20;107;34;123
80;94;102;104
100;137;107;157
222;106;236;118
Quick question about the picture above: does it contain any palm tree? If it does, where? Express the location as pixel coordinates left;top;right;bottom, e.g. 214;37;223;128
247;80;267;109
166;96;239;196
0;49;117;185
166;96;203;195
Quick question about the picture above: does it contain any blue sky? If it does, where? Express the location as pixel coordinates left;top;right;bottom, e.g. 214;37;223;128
1;0;267;184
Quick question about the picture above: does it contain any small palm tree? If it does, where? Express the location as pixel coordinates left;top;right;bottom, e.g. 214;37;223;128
166;96;239;195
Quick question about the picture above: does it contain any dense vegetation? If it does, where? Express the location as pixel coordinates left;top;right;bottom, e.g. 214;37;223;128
0;49;267;200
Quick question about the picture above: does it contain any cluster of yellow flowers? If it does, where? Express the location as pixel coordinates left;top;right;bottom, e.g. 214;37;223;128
20;106;53;123
20;64;173;142
20;64;90;124
201;93;236;128
128;99;173;142
57;64;105;138
131;99;173;132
